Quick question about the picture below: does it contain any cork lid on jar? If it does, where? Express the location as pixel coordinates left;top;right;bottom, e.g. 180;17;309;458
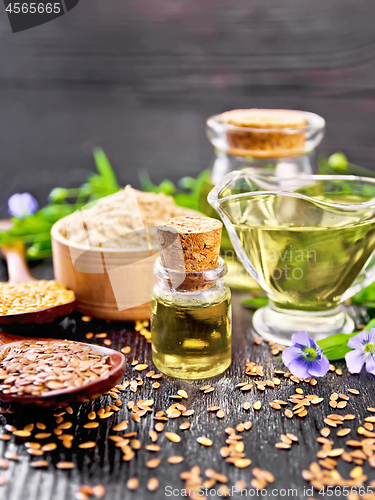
206;109;325;159
221;109;308;129
156;215;223;290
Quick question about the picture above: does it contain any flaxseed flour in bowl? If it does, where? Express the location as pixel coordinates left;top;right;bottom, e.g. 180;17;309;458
51;186;200;321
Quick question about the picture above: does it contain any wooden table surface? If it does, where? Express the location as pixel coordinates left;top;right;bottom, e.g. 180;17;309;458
0;259;374;500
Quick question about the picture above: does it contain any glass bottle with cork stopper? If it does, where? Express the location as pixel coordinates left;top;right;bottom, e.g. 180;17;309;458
150;215;231;379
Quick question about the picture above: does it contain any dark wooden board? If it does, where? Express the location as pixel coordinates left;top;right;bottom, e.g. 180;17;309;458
2;0;375;217
0;260;374;500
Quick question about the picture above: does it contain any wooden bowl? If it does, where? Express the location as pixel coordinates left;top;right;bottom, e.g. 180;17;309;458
51;217;158;321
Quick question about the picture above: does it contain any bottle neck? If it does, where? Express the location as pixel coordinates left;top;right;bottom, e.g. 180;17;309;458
210;150;315;184
153;257;227;292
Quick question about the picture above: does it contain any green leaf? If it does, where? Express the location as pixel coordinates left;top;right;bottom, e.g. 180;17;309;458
316;318;375;361
0;148;122;260
92;148;120;192
352;280;375;305
241;296;269;310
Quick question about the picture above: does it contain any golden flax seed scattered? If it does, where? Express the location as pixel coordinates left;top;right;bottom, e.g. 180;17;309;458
134;364;148;371
146;458;161;469
131;439;142;450
286;433;298;442
240;384;253;392
197;437;212;447
311;397;324;404
34;433;52;440
92;485;105;498
147;478;159;491
56;462;75;469
180;422;190;431
182;409;194;417
337;401;347;409
327;448;344;457
78;442;96;449
13;430;31;438
30;461;49;468
275;442;291;450
41;443;57;452
83;422;99;429
337;428;351;437
200;385;211;391
127;478;139;490
233;458;251;468
168;456;184;464
348;388;359;395
113;421;128;432
145;444;160;452
253;401;262;411
165;432;181;443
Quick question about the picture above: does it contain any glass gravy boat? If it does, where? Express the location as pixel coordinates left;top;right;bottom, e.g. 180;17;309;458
208;171;375;344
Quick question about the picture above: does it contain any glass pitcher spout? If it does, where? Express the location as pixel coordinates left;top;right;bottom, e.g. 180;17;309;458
208;170;375;344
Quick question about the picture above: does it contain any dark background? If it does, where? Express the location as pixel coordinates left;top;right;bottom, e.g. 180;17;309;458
1;0;375;217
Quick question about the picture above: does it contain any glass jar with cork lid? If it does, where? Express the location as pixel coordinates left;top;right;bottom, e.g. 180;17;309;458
206;109;325;182
150;216;231;379
202;109;326;289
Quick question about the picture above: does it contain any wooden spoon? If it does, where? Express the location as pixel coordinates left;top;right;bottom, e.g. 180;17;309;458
0;243;76;325
0;332;125;408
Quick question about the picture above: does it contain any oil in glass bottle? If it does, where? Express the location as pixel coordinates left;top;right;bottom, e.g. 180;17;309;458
150;216;232;379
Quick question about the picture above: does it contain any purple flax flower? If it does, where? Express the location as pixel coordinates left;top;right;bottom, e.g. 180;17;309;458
282;331;330;379
345;329;375;375
8;193;38;218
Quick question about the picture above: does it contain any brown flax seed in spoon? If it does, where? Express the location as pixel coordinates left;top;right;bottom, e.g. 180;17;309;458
0;335;125;407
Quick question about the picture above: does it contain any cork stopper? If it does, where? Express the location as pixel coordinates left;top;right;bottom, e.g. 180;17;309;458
157;216;223;290
220;108;308;158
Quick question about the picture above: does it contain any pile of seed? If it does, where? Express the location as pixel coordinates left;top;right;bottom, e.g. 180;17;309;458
1;313;374;498
220;425;252;468
0;340;112;396
0;280;75;316
180;466;232;497
135;320;151;343
76;485;105;500
299;396;375;490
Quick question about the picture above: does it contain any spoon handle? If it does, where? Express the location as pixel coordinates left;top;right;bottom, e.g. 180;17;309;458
0;332;23;345
1;243;34;283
